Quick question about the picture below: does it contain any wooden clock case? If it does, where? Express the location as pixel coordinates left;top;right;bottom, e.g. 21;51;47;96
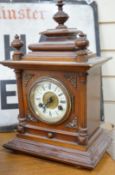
0;0;111;169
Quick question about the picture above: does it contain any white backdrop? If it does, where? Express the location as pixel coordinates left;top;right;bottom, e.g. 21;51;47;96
0;2;96;127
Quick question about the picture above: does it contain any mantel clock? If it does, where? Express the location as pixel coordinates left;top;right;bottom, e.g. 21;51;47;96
0;0;111;169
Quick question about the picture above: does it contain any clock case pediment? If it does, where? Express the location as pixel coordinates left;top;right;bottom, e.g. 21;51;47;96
0;0;111;169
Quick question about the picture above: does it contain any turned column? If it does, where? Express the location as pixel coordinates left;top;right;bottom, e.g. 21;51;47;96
77;72;88;145
11;35;26;134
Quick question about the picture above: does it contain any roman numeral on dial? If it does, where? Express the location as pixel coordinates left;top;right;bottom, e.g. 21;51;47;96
60;100;66;104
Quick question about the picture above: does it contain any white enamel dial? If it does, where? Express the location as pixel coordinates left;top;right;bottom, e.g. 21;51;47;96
29;78;71;124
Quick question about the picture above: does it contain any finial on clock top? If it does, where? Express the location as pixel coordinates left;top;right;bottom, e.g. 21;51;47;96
11;35;24;60
11;0;91;62
53;0;69;29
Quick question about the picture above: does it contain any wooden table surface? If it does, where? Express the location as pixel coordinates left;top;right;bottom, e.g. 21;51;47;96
0;132;115;175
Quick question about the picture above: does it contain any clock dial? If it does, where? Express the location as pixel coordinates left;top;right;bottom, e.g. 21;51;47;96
29;78;71;124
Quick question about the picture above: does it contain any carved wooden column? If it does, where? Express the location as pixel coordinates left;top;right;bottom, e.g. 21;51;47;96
77;72;88;145
11;35;26;134
15;70;26;134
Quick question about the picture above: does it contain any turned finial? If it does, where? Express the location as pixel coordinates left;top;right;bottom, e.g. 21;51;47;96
53;0;69;29
75;32;89;56
11;35;24;60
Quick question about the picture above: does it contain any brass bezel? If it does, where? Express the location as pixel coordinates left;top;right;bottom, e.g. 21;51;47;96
28;77;71;125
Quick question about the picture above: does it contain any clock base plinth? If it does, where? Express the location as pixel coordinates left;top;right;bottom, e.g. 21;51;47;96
3;129;111;169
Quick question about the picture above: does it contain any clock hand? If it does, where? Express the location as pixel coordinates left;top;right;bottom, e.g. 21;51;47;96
43;96;54;112
45;96;53;107
39;96;53;112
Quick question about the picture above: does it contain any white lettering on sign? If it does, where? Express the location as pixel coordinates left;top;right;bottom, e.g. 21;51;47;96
0;6;47;20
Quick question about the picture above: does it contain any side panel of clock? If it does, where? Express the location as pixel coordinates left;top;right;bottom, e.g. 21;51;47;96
15;69;88;147
87;66;101;136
